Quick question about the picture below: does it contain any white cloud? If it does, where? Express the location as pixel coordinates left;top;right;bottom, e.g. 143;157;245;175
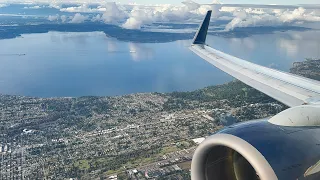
60;15;68;23
42;1;217;29
197;5;218;16
0;4;7;8
101;2;128;24
60;4;88;13
91;14;102;22
23;5;42;9
225;7;320;30
89;2;320;30
122;6;155;29
279;7;320;22
70;13;88;23
48;2;61;9
60;4;106;13
220;6;239;13
245;8;266;15
121;0;216;29
3;0;320;31
122;17;143;29
48;14;59;21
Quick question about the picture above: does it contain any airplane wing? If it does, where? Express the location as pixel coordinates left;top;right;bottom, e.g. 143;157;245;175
190;11;320;180
190;10;320;107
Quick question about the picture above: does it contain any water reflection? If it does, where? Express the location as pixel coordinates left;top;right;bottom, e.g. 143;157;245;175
106;40;154;62
242;38;256;51
207;30;320;71
0;30;319;97
128;43;153;61
278;38;299;57
49;31;108;45
106;38;118;53
277;31;320;59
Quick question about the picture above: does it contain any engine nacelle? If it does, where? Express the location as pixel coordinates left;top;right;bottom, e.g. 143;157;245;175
191;133;276;180
191;120;320;180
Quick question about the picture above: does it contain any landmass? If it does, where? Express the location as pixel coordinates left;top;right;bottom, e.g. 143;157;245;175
0;23;193;43
209;26;311;38
0;22;311;43
0;59;318;180
291;58;320;81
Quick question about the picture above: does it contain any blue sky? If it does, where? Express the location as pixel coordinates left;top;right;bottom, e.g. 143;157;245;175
120;0;320;5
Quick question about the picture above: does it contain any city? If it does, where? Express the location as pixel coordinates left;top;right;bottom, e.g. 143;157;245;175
0;59;319;179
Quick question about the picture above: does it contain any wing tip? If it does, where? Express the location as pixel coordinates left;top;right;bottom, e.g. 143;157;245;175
192;10;212;45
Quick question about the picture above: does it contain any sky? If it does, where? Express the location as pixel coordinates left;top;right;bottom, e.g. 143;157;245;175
2;0;319;30
1;0;319;5
118;0;320;5
0;0;320;5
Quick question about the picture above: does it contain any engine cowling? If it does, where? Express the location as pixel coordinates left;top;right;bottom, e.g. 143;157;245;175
191;120;320;180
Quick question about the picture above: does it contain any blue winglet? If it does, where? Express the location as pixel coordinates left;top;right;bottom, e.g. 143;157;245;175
192;10;212;45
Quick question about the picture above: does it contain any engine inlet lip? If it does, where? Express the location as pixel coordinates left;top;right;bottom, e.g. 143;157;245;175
191;134;278;180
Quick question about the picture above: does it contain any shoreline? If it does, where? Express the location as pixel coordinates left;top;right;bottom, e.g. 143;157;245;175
1;58;319;99
0;23;313;42
0;59;318;179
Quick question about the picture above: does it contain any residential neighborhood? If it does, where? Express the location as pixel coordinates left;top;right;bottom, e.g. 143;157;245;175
0;59;318;179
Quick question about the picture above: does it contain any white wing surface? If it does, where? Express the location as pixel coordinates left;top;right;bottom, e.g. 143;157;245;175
190;11;320;107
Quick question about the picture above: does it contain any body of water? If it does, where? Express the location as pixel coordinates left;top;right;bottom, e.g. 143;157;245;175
0;30;319;97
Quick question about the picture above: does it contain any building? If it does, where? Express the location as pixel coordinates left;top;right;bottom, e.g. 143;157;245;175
172;165;182;171
3;145;7;152
109;175;117;180
192;138;205;145
132;169;138;174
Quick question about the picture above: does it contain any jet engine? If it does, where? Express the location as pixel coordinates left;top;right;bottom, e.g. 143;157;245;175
191;120;320;180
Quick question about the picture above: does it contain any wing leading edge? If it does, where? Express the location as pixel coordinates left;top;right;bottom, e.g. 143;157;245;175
190;11;320;107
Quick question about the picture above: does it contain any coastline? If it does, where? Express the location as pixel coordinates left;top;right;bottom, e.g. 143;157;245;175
0;57;318;179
